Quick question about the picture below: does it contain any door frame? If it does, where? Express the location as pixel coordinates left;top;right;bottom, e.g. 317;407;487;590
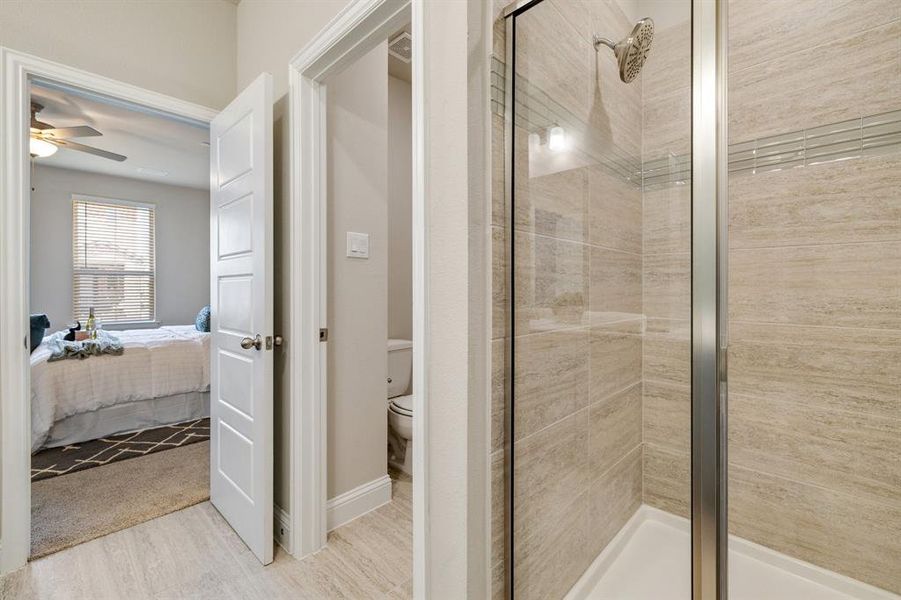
0;47;218;574
287;0;428;591
691;0;729;597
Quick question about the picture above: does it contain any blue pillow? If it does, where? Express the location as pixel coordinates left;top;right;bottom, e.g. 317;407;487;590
195;305;211;332
30;314;50;352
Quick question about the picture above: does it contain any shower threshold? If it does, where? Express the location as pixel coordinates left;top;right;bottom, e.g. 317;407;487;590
566;505;900;600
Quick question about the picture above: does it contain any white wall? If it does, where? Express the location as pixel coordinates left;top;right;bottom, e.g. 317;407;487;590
422;0;491;595
388;75;413;341
0;0;237;109
30;165;210;331
326;43;389;499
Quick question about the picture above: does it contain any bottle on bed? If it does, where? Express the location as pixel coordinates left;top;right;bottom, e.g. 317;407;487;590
86;307;96;340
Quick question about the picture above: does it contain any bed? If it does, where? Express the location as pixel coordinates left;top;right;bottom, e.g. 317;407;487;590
30;325;210;452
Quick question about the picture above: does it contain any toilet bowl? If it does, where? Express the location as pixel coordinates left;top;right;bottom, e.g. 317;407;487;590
387;394;413;474
387;339;414;475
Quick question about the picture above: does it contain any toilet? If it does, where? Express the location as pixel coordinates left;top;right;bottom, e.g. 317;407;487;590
387;338;414;475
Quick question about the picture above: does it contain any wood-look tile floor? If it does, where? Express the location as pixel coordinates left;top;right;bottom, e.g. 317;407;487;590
0;472;412;600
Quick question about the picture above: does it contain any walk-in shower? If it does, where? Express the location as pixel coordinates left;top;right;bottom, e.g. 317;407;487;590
493;0;901;599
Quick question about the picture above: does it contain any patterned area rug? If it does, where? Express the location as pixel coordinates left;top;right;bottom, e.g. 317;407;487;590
31;418;210;482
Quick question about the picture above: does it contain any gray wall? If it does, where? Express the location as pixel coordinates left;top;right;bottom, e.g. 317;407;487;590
388;75;413;342
326;44;389;499
30;165;209;332
236;0;355;512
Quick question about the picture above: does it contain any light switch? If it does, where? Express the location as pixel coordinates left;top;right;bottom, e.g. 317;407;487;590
346;231;370;258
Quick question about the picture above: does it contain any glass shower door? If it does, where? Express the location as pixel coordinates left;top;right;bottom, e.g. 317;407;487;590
502;0;901;597
502;1;699;597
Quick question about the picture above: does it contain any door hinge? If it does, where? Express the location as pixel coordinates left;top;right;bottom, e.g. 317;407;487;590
319;328;328;342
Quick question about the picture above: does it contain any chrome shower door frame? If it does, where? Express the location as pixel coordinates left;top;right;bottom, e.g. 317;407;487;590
501;0;729;598
691;0;729;599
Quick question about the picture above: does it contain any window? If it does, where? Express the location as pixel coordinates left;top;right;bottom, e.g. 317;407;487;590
72;196;156;325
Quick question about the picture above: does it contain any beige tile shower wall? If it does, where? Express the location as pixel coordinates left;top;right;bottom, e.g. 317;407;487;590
640;16;692;520
489;1;509;595
639;3;901;592
488;1;645;598
489;1;506;591
728;0;901;142
725;0;901;593
727;162;901;593
642;5;901;588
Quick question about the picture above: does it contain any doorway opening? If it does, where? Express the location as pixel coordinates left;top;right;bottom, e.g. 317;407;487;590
0;48;277;573
316;20;415;596
27;78;213;559
287;0;427;592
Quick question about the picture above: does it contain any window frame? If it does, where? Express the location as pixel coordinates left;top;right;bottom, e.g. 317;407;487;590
71;194;159;328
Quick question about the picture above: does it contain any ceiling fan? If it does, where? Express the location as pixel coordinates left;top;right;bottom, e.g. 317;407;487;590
30;102;127;162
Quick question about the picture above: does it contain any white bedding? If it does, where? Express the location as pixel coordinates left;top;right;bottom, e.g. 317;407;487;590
31;325;210;452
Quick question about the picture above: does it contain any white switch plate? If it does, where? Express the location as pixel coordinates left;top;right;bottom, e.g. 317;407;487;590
346;231;370;258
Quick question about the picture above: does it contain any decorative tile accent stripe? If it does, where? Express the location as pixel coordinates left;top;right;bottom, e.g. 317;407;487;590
641;153;691;189
644;109;901;188
491;56;643;187
730;109;901;172
492;57;901;190
31;418;210;482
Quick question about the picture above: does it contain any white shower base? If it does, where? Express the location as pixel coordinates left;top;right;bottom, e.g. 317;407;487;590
566;505;900;600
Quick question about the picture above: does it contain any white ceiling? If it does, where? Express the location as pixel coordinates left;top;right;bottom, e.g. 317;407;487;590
30;81;209;190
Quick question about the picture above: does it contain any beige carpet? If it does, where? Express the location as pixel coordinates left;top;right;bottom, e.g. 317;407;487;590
31;440;209;559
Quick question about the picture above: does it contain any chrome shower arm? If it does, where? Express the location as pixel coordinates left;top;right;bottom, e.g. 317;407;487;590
593;35;616;51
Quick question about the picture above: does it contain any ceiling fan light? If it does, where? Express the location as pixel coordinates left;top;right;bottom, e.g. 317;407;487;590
30;138;58;158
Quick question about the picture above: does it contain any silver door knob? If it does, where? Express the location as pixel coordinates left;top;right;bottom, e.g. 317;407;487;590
241;334;263;351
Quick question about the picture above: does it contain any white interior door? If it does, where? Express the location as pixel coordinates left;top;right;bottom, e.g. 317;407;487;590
209;72;274;565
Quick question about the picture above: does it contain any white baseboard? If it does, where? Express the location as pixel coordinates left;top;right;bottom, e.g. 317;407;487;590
274;504;291;554
326;474;392;531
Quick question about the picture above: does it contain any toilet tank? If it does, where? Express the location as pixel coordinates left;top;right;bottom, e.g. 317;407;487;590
387;339;413;398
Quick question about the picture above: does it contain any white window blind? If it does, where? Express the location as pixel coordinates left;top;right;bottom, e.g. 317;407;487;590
72;197;156;324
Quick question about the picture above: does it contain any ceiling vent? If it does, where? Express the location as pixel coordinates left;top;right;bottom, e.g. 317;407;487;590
388;32;412;63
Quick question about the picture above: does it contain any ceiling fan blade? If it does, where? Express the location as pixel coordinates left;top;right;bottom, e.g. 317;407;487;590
55;140;127;162
39;126;103;139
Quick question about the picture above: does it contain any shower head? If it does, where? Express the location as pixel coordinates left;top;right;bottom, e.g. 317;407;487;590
593;17;654;83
